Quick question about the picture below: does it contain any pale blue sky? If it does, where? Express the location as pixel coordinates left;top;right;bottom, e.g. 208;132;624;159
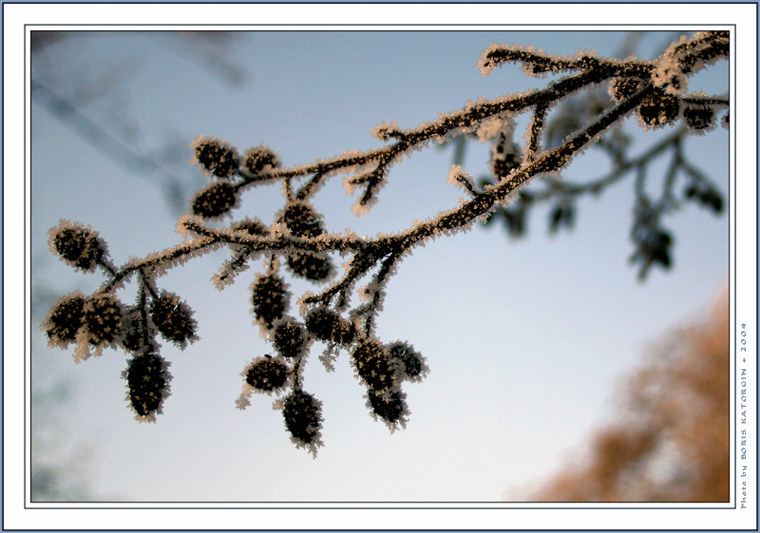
31;30;729;502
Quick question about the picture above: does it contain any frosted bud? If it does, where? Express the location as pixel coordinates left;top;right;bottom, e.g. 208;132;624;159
638;90;680;128
243;145;281;175
49;222;105;271
387;341;428;382
41;291;86;348
272;317;309;359
150;292;198;349
125;352;171;418
119;306;150;354
282;390;323;448
190;182;238;219
304;307;356;345
231;218;268;236
191;136;239;178
251;273;290;331
682;105;716;131
279;201;325;238
351;338;396;391
367;387;407;425
244;355;289;392
82;292;123;347
286;253;333;282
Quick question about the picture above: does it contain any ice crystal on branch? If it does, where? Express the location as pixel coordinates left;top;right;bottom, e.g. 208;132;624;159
43;32;729;454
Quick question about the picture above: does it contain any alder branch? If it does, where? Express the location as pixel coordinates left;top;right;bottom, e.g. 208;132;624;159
42;31;729;455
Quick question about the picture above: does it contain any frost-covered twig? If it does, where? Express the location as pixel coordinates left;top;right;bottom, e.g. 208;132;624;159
42;31;729;454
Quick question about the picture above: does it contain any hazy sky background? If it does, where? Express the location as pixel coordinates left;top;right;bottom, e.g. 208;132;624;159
30;30;729;502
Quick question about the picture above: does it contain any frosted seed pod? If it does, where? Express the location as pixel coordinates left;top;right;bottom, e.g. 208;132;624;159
49;223;105;271
244;355;289;392
638;91;680;128
41;291;86;347
125;352;170;417
286;253;333;282
242;145;281;175
231;218;268;236
682;105;716;130
367;387;407;424
271;317;309;359
279;201;325;238
82;293;123;346
387;341;428;381
119;306;147;354
190;181;238;218
191;136;239;178
282;390;323;446
149;292;197;348
351;338;396;391
304;307;356;345
251;273;289;330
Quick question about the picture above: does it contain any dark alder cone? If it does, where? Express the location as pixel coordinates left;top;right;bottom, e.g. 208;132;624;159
231;218;268;236
387;341;426;381
126;352;169;417
43;292;86;346
684;184;723;213
51;226;104;271
191;181;237;218
279;202;324;238
286;253;333;282
251;274;289;330
243;145;281;175
150;292;197;348
682;105;716;130
119;307;146;354
278;201;334;281
609;77;647;101
367;388;406;424
352;338;396;391
245;356;289;391
638;91;681;127
192;137;239;178
82;293;123;346
272;317;309;359
304;307;356;345
282;390;322;445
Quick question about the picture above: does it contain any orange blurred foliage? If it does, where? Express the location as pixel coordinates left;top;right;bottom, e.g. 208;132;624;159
529;289;729;502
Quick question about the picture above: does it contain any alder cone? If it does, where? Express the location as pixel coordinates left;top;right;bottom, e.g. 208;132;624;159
282;390;322;445
245;356;289;391
126;353;169;417
191;181;237;218
352;338;396;391
251;273;289;330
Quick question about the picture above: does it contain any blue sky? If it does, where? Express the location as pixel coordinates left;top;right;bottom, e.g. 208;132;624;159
30;29;730;503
